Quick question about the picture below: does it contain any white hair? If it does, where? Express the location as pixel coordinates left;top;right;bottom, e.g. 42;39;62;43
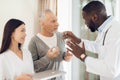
39;9;53;23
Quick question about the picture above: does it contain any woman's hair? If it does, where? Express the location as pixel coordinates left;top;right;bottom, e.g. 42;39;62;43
0;19;25;54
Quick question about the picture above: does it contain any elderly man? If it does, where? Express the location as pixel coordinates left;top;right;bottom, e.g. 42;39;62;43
29;9;72;80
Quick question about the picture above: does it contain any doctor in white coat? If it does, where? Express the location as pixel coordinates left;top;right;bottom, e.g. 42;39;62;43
0;19;34;80
63;1;120;80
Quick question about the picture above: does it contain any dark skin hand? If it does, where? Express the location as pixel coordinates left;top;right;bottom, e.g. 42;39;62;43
62;31;81;44
66;40;87;61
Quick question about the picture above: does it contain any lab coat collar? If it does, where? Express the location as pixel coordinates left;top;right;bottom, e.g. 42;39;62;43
98;16;114;33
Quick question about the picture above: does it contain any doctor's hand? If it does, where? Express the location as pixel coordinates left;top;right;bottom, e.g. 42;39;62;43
62;31;81;44
47;47;60;59
66;41;87;62
15;74;33;80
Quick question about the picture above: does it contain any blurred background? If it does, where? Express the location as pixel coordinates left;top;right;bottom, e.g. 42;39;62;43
0;0;120;80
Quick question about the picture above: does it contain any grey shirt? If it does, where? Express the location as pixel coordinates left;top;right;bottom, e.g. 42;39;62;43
28;32;66;80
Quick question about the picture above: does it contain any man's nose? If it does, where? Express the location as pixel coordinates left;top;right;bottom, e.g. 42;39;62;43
56;22;59;27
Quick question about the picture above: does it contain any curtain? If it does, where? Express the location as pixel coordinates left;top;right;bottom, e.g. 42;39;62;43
38;0;57;16
79;0;117;80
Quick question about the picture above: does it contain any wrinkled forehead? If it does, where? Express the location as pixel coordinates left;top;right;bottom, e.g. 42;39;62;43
45;12;57;20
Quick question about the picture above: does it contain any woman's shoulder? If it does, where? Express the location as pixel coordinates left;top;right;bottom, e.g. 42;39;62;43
0;50;10;58
0;54;4;61
0;51;7;64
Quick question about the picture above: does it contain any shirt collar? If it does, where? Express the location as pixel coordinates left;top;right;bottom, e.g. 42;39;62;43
98;16;113;32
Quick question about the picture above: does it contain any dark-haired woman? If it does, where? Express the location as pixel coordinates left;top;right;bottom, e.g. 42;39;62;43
0;19;34;80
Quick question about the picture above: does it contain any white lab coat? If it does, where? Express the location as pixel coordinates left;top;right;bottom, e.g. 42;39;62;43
82;16;120;80
0;49;34;80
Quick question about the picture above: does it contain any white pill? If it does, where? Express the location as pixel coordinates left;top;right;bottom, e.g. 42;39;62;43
52;47;56;52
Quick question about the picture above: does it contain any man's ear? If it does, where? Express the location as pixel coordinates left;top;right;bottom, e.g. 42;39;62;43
91;14;98;22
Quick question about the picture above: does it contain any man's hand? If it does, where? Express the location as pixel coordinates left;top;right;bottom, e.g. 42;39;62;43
66;41;87;62
64;51;73;62
62;31;81;44
47;47;60;59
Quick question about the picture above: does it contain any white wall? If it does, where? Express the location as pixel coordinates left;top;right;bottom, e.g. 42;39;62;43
58;0;72;32
0;0;38;48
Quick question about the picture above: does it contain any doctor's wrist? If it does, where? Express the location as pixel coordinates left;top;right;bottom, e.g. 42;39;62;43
79;53;87;62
